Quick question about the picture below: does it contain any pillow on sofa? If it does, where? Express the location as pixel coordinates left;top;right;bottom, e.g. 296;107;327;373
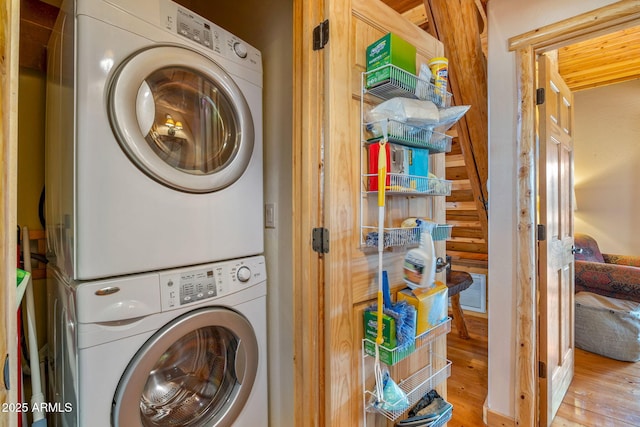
575;292;640;362
574;234;605;263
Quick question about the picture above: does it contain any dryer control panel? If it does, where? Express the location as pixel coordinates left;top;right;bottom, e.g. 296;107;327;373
158;0;262;71
159;255;266;310
175;7;214;51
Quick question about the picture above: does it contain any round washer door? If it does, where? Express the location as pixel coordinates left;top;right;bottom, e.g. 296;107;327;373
108;45;254;193
112;307;259;427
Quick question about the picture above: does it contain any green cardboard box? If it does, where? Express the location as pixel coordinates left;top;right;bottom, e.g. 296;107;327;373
366;33;417;89
363;310;415;365
363;310;397;347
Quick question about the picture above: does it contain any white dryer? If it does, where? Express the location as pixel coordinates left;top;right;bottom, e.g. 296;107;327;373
47;255;268;427
46;0;263;280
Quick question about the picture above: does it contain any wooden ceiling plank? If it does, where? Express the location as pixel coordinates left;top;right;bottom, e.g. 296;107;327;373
558;26;640;57
562;66;640;89
562;58;640;80
564;72;640;89
559;46;640;66
560;34;640;55
561;57;640;77
569;75;640;92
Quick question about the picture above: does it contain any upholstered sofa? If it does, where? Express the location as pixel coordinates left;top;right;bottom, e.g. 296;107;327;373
574;233;640;303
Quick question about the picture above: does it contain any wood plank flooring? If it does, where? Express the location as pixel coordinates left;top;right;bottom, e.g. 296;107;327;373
447;315;488;427
445;314;640;427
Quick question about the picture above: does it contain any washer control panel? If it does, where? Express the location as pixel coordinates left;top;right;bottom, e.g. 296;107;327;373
159;0;261;71
175;7;214;50
159;256;266;310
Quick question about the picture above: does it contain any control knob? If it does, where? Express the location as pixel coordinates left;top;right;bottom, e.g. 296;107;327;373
233;42;248;59
236;265;251;282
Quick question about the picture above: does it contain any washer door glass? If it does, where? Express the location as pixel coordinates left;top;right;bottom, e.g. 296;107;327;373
113;308;259;427
108;46;254;193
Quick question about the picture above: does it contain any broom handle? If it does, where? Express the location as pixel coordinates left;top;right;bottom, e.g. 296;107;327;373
376;140;387;346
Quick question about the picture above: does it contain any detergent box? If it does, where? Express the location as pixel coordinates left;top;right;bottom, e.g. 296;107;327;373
397;282;448;336
366;33;416;89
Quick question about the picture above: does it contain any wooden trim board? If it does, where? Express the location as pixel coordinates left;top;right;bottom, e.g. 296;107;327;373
1;0;20;424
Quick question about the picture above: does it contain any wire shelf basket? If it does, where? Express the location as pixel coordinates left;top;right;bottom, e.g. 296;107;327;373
363;354;452;422
363;173;452;196
364;119;452;153
362;224;453;249
363;318;451;365
364;64;452;108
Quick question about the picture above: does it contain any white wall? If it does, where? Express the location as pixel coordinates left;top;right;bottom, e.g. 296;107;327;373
574;79;640;255
182;1;294;424
487;0;617;418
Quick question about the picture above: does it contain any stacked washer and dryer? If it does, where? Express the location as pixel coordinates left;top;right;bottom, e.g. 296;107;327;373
45;0;267;426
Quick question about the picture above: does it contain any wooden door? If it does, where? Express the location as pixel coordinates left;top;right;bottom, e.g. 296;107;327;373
294;0;447;425
537;53;575;427
1;0;19;425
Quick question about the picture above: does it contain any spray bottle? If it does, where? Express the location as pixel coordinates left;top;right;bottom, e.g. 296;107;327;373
402;221;437;289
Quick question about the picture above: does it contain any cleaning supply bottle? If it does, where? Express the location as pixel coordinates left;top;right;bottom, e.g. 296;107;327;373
402;222;437;289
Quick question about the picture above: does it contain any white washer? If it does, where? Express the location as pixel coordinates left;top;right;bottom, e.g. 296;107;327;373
46;0;263;280
47;255;268;427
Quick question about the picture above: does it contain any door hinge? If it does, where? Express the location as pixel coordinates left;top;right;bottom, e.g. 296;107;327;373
537;224;546;241
313;19;329;50
312;227;329;253
539;361;547;378
536;88;545;105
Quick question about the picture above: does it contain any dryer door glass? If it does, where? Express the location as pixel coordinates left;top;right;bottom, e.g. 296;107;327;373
109;46;255;193
112;308;259;427
140;326;237;426
137;67;239;176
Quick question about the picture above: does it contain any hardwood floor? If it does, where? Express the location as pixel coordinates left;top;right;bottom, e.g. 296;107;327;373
446;314;640;427
447;315;488;427
552;350;640;427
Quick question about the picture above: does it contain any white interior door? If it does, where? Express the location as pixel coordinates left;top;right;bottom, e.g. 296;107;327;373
538;52;575;427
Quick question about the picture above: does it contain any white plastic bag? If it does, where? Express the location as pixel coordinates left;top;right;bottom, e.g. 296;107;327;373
367;367;410;413
367;98;440;126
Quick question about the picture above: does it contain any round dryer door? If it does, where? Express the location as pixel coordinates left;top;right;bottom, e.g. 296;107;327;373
112;308;259;427
108;45;254;193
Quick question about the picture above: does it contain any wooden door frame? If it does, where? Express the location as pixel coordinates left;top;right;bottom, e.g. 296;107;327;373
508;2;640;426
292;0;326;425
1;0;19;423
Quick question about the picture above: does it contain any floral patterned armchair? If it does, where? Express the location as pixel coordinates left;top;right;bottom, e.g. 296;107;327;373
574;233;640;303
